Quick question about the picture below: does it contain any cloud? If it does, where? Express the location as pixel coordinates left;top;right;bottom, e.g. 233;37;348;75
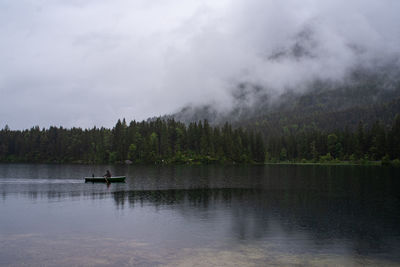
1;0;399;129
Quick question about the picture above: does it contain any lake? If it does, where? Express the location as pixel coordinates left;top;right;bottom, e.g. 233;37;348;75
0;163;399;266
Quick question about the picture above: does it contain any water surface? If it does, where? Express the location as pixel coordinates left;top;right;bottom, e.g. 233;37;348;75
1;164;399;266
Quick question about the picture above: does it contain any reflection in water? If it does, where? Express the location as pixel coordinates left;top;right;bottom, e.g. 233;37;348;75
0;164;400;266
109;188;400;257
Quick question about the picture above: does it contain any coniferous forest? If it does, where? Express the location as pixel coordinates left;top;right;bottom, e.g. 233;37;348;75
1;115;400;165
0;119;266;164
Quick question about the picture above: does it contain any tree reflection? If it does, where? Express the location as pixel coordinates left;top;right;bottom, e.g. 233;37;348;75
1;164;399;259
108;186;400;257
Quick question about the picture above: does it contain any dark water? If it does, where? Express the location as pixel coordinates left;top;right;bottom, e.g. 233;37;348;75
0;164;399;266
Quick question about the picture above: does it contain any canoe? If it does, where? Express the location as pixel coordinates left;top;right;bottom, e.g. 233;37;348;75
84;176;126;183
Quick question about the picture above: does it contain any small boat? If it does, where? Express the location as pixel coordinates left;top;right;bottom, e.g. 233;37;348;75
84;176;126;183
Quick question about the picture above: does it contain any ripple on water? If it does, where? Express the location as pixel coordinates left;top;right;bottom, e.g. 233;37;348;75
1;234;399;267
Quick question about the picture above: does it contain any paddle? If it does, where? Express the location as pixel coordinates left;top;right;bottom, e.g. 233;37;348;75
104;170;111;184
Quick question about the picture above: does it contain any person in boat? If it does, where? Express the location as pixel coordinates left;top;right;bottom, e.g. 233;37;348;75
104;170;112;178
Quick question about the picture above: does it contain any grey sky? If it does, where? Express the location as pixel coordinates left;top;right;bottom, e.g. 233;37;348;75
1;0;399;129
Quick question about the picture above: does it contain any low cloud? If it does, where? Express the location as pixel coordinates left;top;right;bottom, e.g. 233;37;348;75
1;0;399;129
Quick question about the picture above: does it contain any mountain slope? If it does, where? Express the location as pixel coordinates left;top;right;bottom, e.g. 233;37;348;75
170;65;400;133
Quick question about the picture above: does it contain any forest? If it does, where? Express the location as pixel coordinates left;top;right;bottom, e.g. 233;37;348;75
264;115;400;165
0;115;399;165
0;119;265;164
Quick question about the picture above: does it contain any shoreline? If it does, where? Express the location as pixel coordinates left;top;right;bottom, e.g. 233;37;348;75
1;160;399;167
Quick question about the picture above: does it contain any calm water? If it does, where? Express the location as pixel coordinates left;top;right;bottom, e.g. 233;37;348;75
0;164;399;266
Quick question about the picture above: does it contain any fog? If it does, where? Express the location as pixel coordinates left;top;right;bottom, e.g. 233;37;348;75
1;0;399;129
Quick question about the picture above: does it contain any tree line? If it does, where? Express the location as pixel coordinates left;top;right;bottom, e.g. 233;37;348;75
0;119;266;164
0;115;399;165
264;115;400;164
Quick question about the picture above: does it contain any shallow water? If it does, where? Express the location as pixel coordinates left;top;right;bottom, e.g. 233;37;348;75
0;164;399;266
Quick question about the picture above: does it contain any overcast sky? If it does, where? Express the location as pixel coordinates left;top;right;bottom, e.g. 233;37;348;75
1;0;399;129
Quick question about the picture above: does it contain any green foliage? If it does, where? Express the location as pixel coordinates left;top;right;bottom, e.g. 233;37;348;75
392;159;400;167
0;119;264;165
127;144;137;161
108;151;117;163
279;148;287;161
261;115;400;165
2;114;400;166
319;153;332;163
349;154;357;163
381;154;391;166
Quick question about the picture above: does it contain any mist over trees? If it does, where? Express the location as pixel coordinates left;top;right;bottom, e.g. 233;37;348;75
171;66;400;129
2;1;400;129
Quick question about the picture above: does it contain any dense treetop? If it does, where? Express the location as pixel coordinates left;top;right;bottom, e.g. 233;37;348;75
0;115;399;165
0;119;265;164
